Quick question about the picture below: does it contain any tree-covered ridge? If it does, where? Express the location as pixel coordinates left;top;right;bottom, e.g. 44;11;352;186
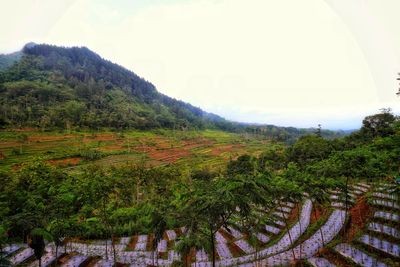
0;43;345;142
0;43;230;130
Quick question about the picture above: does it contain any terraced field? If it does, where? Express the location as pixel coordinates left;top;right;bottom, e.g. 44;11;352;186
4;181;398;267
0;129;269;172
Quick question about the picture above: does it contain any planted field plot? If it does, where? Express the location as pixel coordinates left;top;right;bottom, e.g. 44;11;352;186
2;244;21;257
359;234;399;257
324;182;400;267
374;211;399;222
7;183;398;267
9;247;34;265
2;199;307;267
262;209;346;266
335;243;388;267
368;222;400;239
0;129;268;171
62;255;88;267
308;256;336;267
191;199;312;266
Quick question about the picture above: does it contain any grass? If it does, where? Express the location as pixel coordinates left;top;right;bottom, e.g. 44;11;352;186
0;129;271;172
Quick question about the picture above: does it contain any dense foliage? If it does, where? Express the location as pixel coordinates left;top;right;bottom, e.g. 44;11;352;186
0;43;344;143
0;44;230;131
1;110;398;264
0;51;22;71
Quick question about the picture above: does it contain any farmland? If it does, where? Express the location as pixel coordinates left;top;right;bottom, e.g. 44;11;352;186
0;129;269;172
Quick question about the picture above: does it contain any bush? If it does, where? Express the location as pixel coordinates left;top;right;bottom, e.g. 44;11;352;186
79;148;104;160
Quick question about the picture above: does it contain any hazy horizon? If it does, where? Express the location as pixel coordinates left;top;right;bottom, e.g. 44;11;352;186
1;0;399;130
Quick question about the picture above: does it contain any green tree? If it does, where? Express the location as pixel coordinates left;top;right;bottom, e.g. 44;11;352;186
227;154;256;176
29;228;50;267
0;225;11;267
150;207;167;266
287;135;332;168
360;108;396;139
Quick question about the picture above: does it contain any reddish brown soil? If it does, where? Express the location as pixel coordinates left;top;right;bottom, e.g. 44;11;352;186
132;137;218;163
47;157;82;166
8;127;38;132
115;263;129;267
11;163;23;171
344;196;371;242
147;148;192;163
288;203;300;223
228;241;245;257
146;234;155;251
127;235;138;250
0;152;5;159
57;254;72;265
175;228;183;236
133;143;157;153
82;133;117;142
188;247;197;264
97;144;125;152
219;229;235;242
181;138;215;149
28;135;76;142
310;204;329;224
209;144;243;156
0;141;20;148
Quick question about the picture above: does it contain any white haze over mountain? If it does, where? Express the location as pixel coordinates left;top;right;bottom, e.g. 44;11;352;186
1;0;399;130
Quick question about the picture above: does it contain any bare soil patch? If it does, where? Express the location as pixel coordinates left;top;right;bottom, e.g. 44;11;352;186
28;135;76;142
148;148;192;163
47;157;82;166
82;133;117;143
209;144;243;156
310;204;329;224
288;203;300;223
344;196;371;242
97;144;125;152
127;235;138;251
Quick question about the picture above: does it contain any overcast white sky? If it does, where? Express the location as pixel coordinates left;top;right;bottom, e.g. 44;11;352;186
1;0;399;130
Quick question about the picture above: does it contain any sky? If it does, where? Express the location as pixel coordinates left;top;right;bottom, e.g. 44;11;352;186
1;0;399;130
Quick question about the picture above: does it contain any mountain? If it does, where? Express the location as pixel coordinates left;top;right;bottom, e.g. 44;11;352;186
0;43;234;130
0;43;345;142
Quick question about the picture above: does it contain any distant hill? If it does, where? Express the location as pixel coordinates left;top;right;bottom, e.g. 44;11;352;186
0;43;345;142
0;51;22;71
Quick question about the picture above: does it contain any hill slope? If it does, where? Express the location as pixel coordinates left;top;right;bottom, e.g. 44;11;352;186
0;43;232;130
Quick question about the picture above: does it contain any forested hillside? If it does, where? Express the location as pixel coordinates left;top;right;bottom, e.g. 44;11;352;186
0;43;231;131
0;43;344;142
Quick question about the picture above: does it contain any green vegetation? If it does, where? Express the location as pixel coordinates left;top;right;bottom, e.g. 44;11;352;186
0;108;398;266
0;43;345;143
0;129;268;172
0;43;399;266
0;51;22;71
